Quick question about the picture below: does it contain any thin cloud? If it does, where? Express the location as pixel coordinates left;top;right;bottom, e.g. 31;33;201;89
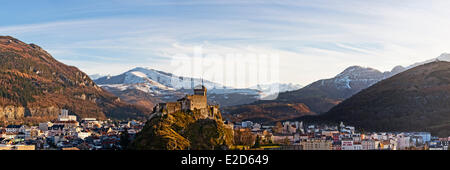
1;0;449;86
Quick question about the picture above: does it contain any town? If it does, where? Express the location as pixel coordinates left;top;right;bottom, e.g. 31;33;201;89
0;109;144;150
230;120;449;150
1;107;448;150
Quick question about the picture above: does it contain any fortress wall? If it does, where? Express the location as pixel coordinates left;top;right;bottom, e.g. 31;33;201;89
166;102;182;114
186;95;207;110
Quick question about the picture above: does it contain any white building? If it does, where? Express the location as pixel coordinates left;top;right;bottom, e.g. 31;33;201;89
58;109;77;121
77;132;91;140
397;135;411;150
5;125;26;133
341;127;354;134
81;118;100;129
362;140;376;150
241;121;253;128
353;143;362;150
252;123;262;131
341;140;354;150
294;121;303;131
410;132;431;143
352;133;361;143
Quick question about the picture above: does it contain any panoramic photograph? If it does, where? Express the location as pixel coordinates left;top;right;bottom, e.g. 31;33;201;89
0;0;449;167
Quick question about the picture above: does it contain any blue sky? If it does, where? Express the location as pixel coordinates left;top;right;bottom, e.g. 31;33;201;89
1;0;450;87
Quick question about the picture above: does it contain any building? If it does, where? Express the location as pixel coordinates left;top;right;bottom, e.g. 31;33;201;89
322;130;339;137
273;135;294;144
332;141;341;150
252;123;262;131
53;120;79;128
300;139;332;150
81;118;100;129
341;139;354;150
77;132;91;140
153;85;219;119
352;133;361;143
362;140;376;150
181;85;208;110
410;132;431;143
39;122;53;132
273;145;303;150
332;133;340;142
261;130;274;143
0;144;35;150
397;135;411;150
155;85;209;113
241;121;253;128
410;135;425;146
341;126;355;134
379;140;393;150
52;110;79;135
58;109;77;121
5;125;25;133
61;147;80;150
353;142;362;150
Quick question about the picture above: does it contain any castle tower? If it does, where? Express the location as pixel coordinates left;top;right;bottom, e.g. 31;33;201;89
194;78;207;96
194;85;207;96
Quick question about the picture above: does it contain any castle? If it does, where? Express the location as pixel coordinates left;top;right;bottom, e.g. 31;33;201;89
153;85;220;119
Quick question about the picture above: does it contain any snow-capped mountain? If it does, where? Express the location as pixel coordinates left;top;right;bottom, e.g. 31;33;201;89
95;67;260;94
225;53;450;122
88;74;107;80
404;53;450;70
320;60;450;137
329;66;387;90
94;67;261;107
250;83;302;99
228;64;406;118
224;65;402;123
312;53;450;92
251;83;302;92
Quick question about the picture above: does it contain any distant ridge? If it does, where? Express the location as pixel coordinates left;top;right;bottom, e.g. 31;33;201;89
223;65;401;124
315;61;450;137
94;67;262;109
223;53;450;125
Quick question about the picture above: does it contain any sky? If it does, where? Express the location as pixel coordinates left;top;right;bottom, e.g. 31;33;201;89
1;0;450;88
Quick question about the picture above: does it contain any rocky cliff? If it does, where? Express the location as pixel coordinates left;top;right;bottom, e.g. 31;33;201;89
130;108;234;150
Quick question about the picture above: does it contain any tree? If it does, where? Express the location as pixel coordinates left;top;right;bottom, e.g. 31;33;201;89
273;122;283;134
120;128;130;150
281;137;290;145
234;128;256;148
253;135;261;148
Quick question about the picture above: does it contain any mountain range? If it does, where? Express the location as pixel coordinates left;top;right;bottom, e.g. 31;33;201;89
92;68;302;110
0;36;150;125
223;53;450;125
222;64;405;123
306;61;450;137
2;36;450;137
250;83;303;99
